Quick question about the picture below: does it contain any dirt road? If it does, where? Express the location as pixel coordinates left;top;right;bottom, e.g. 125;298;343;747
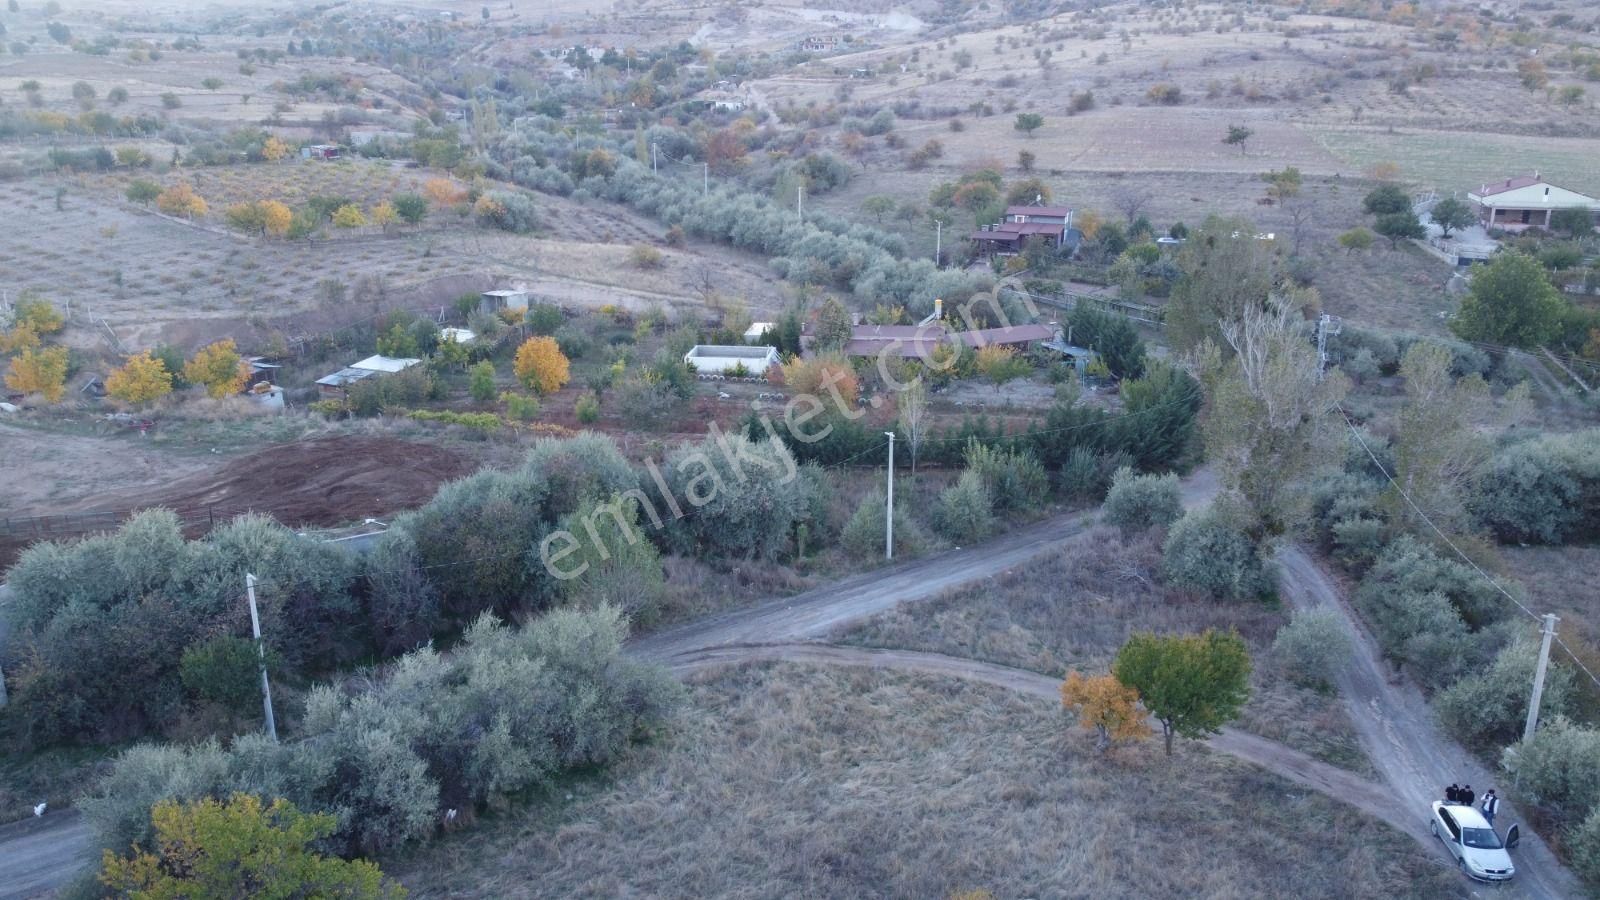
1277;546;1581;900
0;812;93;900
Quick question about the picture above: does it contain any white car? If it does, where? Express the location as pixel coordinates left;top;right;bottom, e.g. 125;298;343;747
1430;801;1518;882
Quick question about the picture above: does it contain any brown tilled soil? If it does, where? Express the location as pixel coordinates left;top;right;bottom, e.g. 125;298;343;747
0;435;475;567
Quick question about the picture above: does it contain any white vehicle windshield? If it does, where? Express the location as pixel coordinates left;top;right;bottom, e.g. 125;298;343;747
1462;827;1503;850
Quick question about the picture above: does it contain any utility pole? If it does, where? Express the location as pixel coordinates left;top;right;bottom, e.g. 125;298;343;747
884;432;895;560
1316;313;1341;377
245;574;278;743
1524;613;1560;741
935;220;942;266
651;141;657;175
797;183;803;222
702;162;708;196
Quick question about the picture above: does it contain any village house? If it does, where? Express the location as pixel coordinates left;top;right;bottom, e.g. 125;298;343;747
480;289;530;314
684;345;781;376
1467;174;1600;231
301;144;342;160
969;204;1078;258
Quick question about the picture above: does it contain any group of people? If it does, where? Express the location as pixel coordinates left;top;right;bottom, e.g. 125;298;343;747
1445;783;1501;824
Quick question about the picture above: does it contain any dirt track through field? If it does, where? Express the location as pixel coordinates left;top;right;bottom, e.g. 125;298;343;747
1277;546;1581;900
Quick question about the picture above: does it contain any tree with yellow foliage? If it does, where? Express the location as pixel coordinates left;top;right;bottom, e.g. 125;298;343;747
370;200;399;232
331;204;368;228
1073;208;1102;240
5;345;69;402
156;182;208;219
261;135;291;162
100;793;405;899
513;336;570;395
0;323;40;354
974;344;1031;393
13;296;65;336
260;200;292;237
105;350;173;406
779;354;858;409
183;339;250;398
1060;670;1150;754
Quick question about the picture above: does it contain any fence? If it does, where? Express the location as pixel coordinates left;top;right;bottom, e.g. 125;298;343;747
0;504;262;543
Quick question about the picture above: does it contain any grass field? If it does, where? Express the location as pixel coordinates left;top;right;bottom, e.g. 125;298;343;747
1306;127;1600;197
389;664;1460;899
841;527;1374;774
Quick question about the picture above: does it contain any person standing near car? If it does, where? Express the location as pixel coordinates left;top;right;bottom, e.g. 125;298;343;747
1446;784;1460;803
1460;785;1475;807
1481;789;1499;825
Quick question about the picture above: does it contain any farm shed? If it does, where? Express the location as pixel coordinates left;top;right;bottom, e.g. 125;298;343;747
481;289;529;313
315;355;421;398
301;144;343;160
1467;174;1600;231
440;327;476;345
684;345;780;375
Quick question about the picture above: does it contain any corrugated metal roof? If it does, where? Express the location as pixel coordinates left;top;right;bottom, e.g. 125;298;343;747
350;355;422;373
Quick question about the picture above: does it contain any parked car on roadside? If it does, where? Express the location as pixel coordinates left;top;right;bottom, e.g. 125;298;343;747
1430;801;1518;882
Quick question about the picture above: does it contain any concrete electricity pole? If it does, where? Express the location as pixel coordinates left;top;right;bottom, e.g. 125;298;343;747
1316;313;1341;377
245;574;278;743
884;432;896;560
935;220;942;266
797;183;803;222
702;162;708;196
651;141;657;174
1524;612;1560;741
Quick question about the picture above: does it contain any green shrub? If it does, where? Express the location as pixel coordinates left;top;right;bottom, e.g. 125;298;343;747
1438;635;1573;749
408;409;503;431
1160;504;1271;600
1067;305;1146;380
654;433;811;561
547;497;665;621
503;392;541;421
1356;535;1506;629
554;324;592;359
1568;807;1600;888
935;471;994;543
1102;467;1182;535
963;439;1049;515
468;361;496;403
524;302;564;335
575;393;600;423
1355;582;1471;689
179;636;268;711
1271;609;1351;688
1472;430;1600;544
841;489;926;559
1501;717;1600;820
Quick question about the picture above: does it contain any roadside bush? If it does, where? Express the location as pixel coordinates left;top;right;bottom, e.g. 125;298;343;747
522;431;639;519
654;434;811;560
400;469;551;620
1271;609;1351;688
1102;467;1182;535
363;525;443;656
1161;504;1271;600
1437;634;1573;749
473;189;538;232
935;471;994;543
548;497;666;621
1356;535;1505;629
963;439;1049;515
179;636;267;711
83;607;679;858
1501;717;1600;820
1472;430;1600;544
841;489;927;559
1569;807;1600;888
1355;583;1471;690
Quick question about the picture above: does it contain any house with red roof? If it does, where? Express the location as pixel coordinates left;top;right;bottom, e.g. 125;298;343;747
969;204;1079;257
1466;174;1600;231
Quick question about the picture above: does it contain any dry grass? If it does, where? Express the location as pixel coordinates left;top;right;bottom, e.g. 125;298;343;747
388;664;1458;899
840;527;1371;773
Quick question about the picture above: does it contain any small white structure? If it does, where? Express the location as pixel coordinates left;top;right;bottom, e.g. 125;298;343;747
685;345;780;376
248;383;285;410
350;355;422;374
316;355;422;397
744;322;775;343
481;289;529;312
440;327;476;345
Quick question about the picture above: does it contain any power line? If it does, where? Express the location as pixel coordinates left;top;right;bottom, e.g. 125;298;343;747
1554;635;1600;695
1334;402;1543;623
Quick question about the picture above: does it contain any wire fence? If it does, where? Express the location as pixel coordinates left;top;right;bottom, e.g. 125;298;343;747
0;505;261;542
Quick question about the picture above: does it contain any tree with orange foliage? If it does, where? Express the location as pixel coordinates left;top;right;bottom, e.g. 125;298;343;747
703;128;746;174
183;339;250;398
423;177;467;208
106;351;173;406
1060;671;1150;754
5;345;69;402
779;354;859;411
513;336;570;395
156;183;208;219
